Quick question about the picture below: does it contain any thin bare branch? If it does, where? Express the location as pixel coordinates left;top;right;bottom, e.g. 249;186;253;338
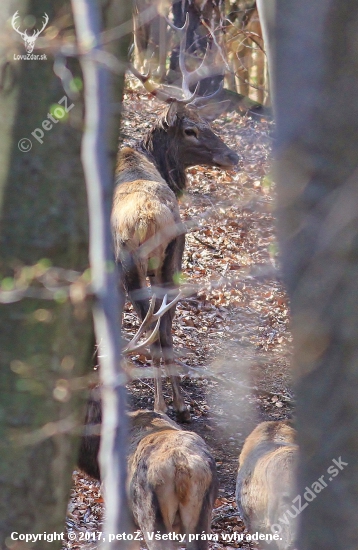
71;0;130;545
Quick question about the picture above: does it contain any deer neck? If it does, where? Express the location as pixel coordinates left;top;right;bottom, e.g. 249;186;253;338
141;125;187;197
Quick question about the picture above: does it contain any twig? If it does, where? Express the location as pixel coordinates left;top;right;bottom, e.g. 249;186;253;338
193;234;219;251
201;20;231;73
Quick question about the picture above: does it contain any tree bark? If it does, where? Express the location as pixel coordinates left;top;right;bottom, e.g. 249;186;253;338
0;0;130;547
0;2;92;546
274;1;358;549
256;0;275;103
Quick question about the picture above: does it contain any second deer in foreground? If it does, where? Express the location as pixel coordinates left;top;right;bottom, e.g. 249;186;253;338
236;420;298;550
112;17;239;421
78;393;218;550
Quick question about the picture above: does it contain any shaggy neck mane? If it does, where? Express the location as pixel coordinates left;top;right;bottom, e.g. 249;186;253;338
140;118;186;197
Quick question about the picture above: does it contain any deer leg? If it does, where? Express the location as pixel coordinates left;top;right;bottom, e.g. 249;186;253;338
150;338;167;414
120;253;150;321
122;258;167;412
126;265;166;414
160;309;191;423
160;235;190;422
149;236;189;421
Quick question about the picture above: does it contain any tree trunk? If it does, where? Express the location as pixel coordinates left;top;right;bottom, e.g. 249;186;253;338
0;2;92;545
0;0;130;547
274;1;358;549
256;0;275;106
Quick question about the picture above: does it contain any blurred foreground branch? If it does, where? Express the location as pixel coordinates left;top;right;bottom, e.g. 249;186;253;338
71;0;133;546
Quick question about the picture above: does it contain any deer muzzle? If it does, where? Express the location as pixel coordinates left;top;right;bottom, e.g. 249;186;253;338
213;150;240;167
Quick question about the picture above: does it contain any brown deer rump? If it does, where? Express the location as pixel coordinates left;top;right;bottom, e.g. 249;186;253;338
128;410;218;546
236;420;298;550
78;402;218;550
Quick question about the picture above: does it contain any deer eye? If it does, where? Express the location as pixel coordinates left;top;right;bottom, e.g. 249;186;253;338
184;128;198;138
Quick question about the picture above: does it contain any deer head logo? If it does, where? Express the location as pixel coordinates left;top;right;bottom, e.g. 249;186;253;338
12;11;49;54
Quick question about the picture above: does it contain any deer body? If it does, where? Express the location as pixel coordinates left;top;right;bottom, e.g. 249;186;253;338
78;399;218;550
112;100;238;422
236;421;298;550
128;410;218;550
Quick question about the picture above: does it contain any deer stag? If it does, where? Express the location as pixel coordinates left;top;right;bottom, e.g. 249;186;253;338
236;420;298;550
78;395;218;550
112;15;239;422
12;11;49;54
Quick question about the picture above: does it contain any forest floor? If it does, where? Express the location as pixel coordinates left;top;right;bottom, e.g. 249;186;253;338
64;79;293;550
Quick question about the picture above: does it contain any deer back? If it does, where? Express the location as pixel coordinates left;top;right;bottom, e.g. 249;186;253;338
236;421;298;550
238;420;296;467
112;147;182;276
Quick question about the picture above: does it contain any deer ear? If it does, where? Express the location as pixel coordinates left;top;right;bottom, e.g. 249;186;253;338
165;102;179;126
165;101;186;126
196;100;231;122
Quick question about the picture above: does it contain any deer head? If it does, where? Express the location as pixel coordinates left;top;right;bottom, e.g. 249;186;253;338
12;11;49;54
130;14;239;174
159;94;239;169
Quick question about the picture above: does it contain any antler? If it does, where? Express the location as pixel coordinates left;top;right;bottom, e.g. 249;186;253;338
191;81;224;108
167;12;214;102
33;13;49;38
167;13;209;99
123;290;187;355
128;62;198;105
12;11;26;38
129;13;203;105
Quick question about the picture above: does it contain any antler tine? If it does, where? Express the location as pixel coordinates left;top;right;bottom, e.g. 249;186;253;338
128;63;183;104
187;43;213;88
129;13;201;105
123;290;189;356
152;290;184;319
123;317;161;355
166;10;191;95
123;295;157;354
12;10;18;25
166;14;197;101
168;13;214;104
132;293;157;345
178;82;200;105
176;13;194;99
129;63;153;90
191;81;224;108
182;40;223;101
123;291;170;354
166;11;189;34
